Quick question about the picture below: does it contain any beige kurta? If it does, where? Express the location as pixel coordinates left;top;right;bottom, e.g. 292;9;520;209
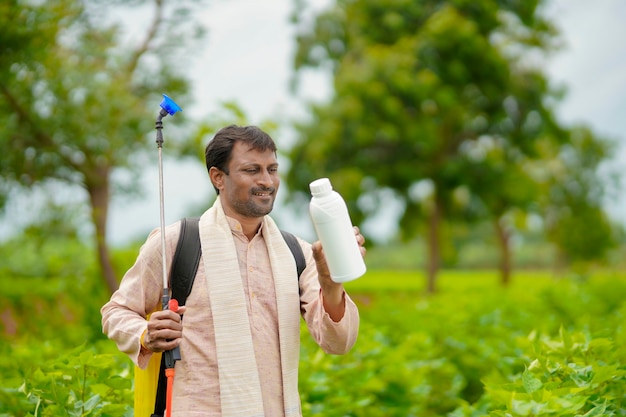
101;200;359;417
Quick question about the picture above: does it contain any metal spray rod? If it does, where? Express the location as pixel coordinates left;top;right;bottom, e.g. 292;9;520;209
155;94;183;417
155;93;182;306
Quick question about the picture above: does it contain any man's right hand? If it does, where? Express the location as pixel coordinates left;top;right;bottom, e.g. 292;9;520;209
143;306;187;352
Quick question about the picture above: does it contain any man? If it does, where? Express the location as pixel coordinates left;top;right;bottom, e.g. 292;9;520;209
101;125;363;416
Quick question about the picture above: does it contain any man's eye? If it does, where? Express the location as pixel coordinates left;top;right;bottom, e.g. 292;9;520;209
269;167;278;173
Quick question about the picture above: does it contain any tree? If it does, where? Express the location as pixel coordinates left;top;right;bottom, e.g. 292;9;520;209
0;0;204;294
287;0;564;292
539;125;620;271
457;68;564;285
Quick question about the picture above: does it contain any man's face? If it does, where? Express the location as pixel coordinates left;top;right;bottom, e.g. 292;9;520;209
216;141;280;220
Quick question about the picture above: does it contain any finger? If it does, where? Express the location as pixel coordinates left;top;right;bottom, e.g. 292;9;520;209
145;327;183;351
148;338;181;353
149;328;183;341
353;227;365;244
312;241;324;261
147;316;184;338
152;321;184;335
150;309;182;322
312;241;333;277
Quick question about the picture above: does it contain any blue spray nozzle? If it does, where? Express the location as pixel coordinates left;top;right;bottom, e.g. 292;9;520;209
159;94;182;116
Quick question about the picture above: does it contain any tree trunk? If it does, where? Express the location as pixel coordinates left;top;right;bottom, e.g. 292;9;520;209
425;198;442;294
87;170;118;295
494;217;512;286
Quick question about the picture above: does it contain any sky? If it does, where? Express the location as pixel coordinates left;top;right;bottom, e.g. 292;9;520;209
2;0;625;245
103;0;626;245
538;0;626;225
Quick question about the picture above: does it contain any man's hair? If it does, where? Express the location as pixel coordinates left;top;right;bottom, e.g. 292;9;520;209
205;125;277;194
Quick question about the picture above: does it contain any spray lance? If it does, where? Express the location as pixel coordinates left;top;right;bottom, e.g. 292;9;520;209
155;93;182;417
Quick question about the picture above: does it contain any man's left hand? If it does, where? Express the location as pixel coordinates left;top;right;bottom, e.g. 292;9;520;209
312;226;366;321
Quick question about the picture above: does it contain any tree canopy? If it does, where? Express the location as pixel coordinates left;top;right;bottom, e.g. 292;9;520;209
286;0;618;291
0;0;205;293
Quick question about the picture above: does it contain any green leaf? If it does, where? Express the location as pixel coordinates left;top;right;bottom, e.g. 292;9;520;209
579;400;608;416
522;369;542;394
82;393;102;412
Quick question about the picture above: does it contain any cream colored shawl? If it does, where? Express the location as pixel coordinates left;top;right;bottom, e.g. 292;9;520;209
199;197;302;416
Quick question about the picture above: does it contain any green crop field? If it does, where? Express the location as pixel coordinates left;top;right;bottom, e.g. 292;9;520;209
2;268;625;416
298;270;626;416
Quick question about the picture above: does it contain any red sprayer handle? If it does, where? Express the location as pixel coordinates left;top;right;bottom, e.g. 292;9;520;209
164;298;180;417
165;367;176;417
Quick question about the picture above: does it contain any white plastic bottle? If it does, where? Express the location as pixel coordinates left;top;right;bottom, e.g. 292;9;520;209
309;178;366;283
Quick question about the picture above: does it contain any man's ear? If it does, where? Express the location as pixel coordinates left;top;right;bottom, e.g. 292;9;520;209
209;167;224;192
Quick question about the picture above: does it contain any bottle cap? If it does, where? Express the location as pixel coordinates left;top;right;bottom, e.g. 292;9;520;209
309;178;332;196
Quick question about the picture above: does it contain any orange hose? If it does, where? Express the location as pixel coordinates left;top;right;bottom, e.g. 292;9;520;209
165;367;176;417
165;299;179;417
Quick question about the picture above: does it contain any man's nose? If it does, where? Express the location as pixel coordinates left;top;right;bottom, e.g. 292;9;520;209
258;169;273;185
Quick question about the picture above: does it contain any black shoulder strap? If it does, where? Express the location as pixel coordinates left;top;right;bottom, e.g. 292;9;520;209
280;230;306;279
153;218;306;417
152;217;201;417
169;217;202;305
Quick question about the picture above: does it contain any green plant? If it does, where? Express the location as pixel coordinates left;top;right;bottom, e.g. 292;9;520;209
4;345;133;417
2;267;625;415
481;328;626;416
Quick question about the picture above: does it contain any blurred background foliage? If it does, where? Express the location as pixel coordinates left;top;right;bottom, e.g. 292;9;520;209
286;0;622;291
0;0;625;415
0;0;623;294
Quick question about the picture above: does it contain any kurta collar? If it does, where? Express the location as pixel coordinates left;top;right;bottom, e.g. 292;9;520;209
225;215;265;241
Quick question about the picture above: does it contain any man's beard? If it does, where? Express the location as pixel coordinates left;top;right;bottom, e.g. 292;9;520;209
233;187;276;218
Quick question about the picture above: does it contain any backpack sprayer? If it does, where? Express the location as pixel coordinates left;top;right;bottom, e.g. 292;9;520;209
154;94;182;417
